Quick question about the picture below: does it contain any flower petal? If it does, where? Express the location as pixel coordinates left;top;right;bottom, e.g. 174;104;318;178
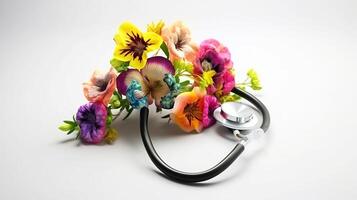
114;21;143;45
170;115;195;132
129;52;147;69
141;56;175;79
116;69;148;95
83;68;117;106
171;90;198;116
140;56;175;106
143;32;163;52
113;43;132;62
202;95;220;128
76;102;107;144
170;87;205;133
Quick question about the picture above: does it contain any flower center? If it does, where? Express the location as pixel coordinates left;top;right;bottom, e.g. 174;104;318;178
96;79;108;92
201;59;212;71
183;101;202;125
85;111;97;125
121;32;152;61
175;37;185;51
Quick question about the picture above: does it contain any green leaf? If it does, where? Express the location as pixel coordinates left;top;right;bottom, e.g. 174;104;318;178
160;42;170;59
106;114;113;126
179;80;190;87
67;129;76;135
110;58;129;73
180;86;192;93
173;59;193;74
63;120;76;126
106;109;113;126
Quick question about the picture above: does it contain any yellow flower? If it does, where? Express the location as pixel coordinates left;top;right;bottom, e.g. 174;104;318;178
147;20;165;35
104;128;118;144
113;22;163;69
202;70;216;86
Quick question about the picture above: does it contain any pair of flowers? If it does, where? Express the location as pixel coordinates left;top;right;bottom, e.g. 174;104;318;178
113;21;197;70
59;68;119;144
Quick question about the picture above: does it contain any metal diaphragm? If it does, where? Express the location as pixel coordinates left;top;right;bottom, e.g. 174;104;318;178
213;102;263;130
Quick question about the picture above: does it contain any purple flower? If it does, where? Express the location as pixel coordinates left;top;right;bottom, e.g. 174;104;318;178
76;102;107;144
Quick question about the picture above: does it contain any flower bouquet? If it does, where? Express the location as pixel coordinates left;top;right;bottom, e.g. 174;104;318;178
58;21;262;144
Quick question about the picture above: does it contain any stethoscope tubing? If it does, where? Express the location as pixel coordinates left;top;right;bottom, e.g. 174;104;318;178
140;87;270;183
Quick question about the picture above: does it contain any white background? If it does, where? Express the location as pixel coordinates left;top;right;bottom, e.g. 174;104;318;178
0;0;356;199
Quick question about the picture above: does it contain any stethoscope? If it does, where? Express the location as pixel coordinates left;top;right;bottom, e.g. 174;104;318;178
140;87;270;183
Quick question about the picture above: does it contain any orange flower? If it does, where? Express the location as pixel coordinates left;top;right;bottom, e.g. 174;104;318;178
83;68;117;106
161;21;197;63
170;87;206;132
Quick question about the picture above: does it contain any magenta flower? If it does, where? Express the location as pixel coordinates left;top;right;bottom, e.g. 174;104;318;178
76;102;107;144
193;39;235;98
207;70;235;98
193;39;233;76
202;95;220;128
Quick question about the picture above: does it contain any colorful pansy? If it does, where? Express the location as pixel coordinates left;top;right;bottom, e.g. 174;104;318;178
116;56;175;110
58;20;264;144
113;22;163;69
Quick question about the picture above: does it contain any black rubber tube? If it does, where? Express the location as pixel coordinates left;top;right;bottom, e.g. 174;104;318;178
231;87;270;132
140;87;270;183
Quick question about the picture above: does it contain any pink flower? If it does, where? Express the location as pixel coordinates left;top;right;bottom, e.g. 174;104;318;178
193;39;235;98
202;95;220;128
207;70;235;98
193;39;233;76
161;21;198;62
83;68;117;106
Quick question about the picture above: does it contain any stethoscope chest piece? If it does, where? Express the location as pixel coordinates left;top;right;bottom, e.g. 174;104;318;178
213;102;263;130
